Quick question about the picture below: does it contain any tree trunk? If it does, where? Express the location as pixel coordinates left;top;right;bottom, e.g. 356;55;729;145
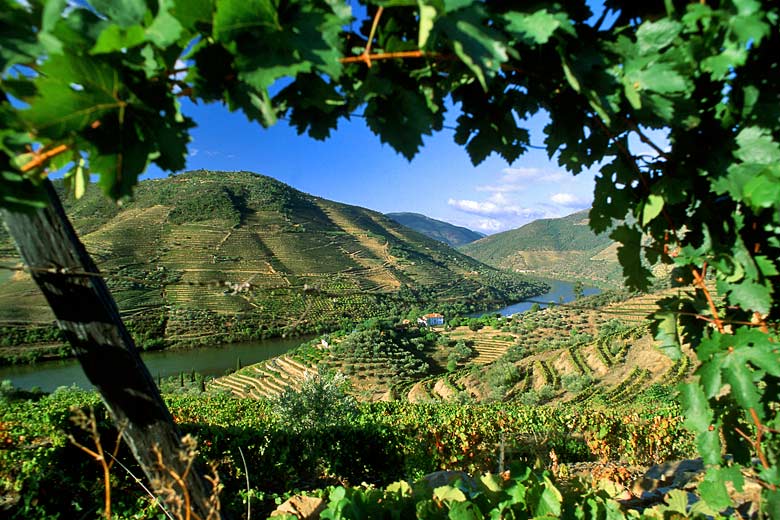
0;181;223;520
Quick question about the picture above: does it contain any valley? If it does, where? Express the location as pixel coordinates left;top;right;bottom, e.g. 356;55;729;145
0;170;546;364
0;173;749;519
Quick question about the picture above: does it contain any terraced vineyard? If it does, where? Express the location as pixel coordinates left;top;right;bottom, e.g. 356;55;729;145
0;171;546;359
210;290;695;405
209;354;320;399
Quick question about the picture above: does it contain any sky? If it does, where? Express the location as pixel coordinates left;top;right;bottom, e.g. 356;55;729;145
144;98;598;235
137;0;625;235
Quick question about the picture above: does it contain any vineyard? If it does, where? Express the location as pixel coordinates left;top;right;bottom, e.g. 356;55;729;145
0;386;696;519
0;171;548;364
207;290;695;407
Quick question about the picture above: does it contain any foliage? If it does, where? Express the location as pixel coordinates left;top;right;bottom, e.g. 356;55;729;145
2;0;780;515
1;388;693;518
271;371;357;433
0;170;548;356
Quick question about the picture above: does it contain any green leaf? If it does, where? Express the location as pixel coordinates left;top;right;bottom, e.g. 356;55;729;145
89;0;148;28
437;6;508;90
635;18;682;54
447;500;484;519
744;173;780;210
628;62;687;95
699;468;737;511
213;0;277;43
145;0;184;48
533;478;562;517
641;194;664;226
698;427;722;465
434;485;467;503
702;45;747;80
610;225;652;290
680;382;713;432
728;280;772;315
91;24;147;54
73;157;87;199
479;473;502;493
171;0;215;31
665;489;689;514
22;54;122;138
0;1;45;73
561;58;581;93
652;310;682;360
418;2;437;48
504;9;571;46
734;127;780;164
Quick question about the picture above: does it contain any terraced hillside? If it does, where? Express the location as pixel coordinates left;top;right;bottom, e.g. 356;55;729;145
460;210;622;288
209;290;695;405
0;170;546;358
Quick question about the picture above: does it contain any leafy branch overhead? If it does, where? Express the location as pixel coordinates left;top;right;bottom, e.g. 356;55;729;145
2;0;780;515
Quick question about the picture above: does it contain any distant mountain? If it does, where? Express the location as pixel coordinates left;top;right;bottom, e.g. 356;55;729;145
0;171;547;356
385;212;484;247
459;210;622;287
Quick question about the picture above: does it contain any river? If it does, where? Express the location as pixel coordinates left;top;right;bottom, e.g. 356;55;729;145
1;279;598;392
0;335;309;392
473;277;601;317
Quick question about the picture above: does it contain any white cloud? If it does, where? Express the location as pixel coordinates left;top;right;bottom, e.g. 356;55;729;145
475;218;503;232
475;167;567;194
189;148;199;157
550;192;590;208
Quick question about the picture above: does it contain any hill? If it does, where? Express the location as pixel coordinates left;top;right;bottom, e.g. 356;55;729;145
385;212;483;247
0;170;546;361
459;210;622;287
210;288;693;405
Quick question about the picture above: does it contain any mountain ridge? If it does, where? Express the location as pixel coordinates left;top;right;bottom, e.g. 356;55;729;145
460;210;621;287
0;170;547;361
385;212;483;248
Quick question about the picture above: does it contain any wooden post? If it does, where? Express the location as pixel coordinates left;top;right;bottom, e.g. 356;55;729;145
0;181;224;519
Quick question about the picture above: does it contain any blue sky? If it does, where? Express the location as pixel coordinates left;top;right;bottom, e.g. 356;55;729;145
145;98;598;234
140;1;627;235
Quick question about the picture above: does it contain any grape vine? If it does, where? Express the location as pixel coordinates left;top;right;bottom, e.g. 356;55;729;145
1;0;779;516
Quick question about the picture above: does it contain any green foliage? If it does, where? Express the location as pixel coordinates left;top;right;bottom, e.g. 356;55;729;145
271;372;357;433
2;0;780;515
1;388;694;518
484;359;521;400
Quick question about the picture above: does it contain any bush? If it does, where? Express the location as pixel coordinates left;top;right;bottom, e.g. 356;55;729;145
271;372;357;432
561;374;593;394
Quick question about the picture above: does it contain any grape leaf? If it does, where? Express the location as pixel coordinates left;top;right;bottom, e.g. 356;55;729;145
728;280;772;315
91;24;147;54
436;6;508;90
504;9;572;46
89;0;148;28
635;18;681;54
22;54;122;138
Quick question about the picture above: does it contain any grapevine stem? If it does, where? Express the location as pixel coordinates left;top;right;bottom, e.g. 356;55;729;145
341;50;429;64
20;144;68;173
359;6;384;68
691;263;725;333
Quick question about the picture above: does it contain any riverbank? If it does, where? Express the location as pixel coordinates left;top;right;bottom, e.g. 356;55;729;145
0;335;313;392
470;277;601;317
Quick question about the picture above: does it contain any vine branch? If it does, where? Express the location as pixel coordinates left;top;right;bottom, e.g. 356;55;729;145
691;263;726;334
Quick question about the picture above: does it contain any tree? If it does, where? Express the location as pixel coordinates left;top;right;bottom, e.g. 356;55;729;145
572;281;584;300
2;0;779;515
